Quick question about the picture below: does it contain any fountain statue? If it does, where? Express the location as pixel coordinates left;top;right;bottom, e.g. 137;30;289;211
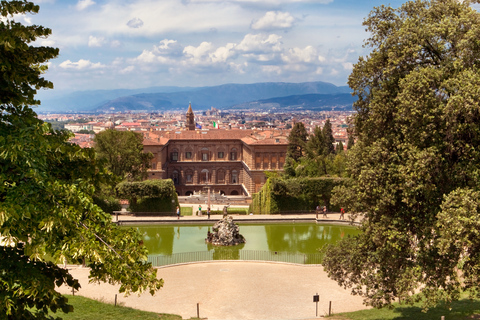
206;215;246;246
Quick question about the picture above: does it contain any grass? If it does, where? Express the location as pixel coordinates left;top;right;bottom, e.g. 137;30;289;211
55;295;201;320
328;295;480;320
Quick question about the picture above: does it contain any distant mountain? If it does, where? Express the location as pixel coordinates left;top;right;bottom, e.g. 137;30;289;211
37;81;353;113
231;93;355;111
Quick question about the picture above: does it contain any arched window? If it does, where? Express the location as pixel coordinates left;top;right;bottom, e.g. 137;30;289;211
200;169;210;184
185;191;193;196
231;170;238;184
231;190;239;195
172;170;179;185
185;169;193;184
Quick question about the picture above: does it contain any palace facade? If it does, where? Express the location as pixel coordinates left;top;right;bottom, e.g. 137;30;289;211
143;104;289;197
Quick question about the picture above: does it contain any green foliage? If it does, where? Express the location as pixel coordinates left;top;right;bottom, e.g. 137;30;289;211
286;120;346;178
92;194;122;214
323;0;480;310
94;129;153;182
0;2;163;319
59;295;183;320
286;122;308;162
251;176;346;214
322;119;335;155
116;179;179;213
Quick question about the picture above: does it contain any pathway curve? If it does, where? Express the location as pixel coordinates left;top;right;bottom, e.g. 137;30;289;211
59;261;369;320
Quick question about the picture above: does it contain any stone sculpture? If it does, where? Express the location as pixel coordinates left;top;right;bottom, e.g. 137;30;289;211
206;215;246;246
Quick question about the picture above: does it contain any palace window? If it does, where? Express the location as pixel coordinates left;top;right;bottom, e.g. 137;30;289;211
200;169;210;183
185;151;192;159
186;169;193;183
230;148;237;160
218;151;224;159
217;169;225;183
231;170;238;184
202;153;209;161
171;152;178;161
172;170;179;185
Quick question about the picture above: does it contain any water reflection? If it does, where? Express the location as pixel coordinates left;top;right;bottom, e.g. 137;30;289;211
134;223;359;256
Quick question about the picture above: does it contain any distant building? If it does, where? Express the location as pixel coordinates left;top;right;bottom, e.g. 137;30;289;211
143;104;289;197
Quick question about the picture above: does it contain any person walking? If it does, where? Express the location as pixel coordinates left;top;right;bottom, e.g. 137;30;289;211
176;206;180;219
198;205;202;216
207;206;211;219
322;206;328;218
340;207;345;220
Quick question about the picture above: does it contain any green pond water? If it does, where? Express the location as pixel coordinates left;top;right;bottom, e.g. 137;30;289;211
133;223;360;257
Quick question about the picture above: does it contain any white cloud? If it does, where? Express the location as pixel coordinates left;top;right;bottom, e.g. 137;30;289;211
281;46;318;63
236;33;282;53
211;43;237;62
88;35;105;47
127;18;144;29
183;42;215;64
110;40;122;48
120;66;135;74
76;0;95;11
153;39;184;57
59;59;105;70
251;11;295;31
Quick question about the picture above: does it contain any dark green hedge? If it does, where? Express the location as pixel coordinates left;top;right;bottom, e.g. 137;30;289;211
116;179;179;213
92;195;122;214
251;176;347;214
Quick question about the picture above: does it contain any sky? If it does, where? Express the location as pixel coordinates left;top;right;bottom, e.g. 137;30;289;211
24;0;406;96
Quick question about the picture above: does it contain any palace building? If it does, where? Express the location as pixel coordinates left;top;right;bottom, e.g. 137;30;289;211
143;104;289;198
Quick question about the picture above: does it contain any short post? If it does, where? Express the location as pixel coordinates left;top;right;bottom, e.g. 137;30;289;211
115;294;117;306
313;293;319;317
329;301;332;316
197;303;200;318
441;317;445;320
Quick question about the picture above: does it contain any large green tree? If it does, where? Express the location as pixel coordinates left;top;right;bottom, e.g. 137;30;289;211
94;129;153;182
323;0;480;310
0;2;162;319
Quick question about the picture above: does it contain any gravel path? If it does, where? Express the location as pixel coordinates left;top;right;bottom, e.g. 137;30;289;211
58;261;369;320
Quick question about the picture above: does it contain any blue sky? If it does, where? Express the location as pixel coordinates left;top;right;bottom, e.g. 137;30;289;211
27;0;405;96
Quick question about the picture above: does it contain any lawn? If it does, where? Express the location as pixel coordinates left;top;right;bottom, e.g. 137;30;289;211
55;295;199;320
328;295;480;320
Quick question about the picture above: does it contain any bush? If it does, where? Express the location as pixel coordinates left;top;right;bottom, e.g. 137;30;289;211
116;179;179;213
92;195;122;214
251;176;347;214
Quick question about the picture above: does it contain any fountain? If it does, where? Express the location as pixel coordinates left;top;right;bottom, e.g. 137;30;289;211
206;215;246;246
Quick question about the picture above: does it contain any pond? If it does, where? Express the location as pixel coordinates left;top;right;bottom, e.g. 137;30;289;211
132;223;360;265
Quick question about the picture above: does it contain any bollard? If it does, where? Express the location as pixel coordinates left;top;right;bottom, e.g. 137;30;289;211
197;303;200;318
115;294;117;307
329;301;332;316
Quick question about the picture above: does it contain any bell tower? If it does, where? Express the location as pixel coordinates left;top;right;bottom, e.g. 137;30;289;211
186;102;195;131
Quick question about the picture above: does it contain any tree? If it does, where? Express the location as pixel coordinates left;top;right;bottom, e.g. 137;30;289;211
322;119;335;155
0;2;162;319
323;0;480;310
307;126;325;157
335;141;344;155
94;129;153;182
286;122;308;162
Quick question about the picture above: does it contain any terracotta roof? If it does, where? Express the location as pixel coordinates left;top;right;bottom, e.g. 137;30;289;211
143;129;290;146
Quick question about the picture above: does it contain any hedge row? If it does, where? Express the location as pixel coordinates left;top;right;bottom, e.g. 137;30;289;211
116;179;179;213
250;176;347;214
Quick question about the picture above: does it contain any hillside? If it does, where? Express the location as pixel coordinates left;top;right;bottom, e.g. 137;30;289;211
37;81;354;113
